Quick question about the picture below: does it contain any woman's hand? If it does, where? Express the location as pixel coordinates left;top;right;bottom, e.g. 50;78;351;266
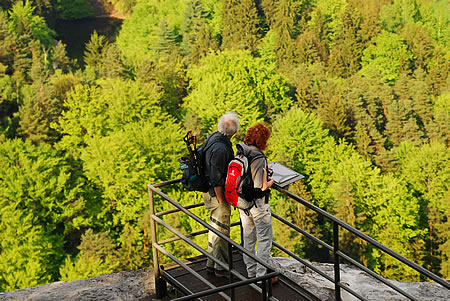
261;169;274;191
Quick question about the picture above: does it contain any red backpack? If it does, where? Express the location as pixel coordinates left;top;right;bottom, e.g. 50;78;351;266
224;150;265;209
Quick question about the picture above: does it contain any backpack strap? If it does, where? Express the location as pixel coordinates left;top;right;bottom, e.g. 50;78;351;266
236;144;245;156
247;153;266;165
201;133;233;174
246;151;269;201
236;144;266;163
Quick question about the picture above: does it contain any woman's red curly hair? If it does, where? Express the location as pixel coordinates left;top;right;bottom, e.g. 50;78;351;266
244;123;271;151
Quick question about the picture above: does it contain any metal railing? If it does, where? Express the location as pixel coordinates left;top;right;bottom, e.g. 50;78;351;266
273;184;450;301
148;178;450;301
148;179;280;301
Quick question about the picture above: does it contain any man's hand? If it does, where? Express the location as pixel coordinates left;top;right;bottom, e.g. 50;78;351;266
214;186;227;204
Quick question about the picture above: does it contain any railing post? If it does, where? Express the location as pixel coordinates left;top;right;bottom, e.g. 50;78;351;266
262;279;268;301
148;185;166;298
228;242;235;300
239;217;244;246
333;221;341;301
267;269;273;298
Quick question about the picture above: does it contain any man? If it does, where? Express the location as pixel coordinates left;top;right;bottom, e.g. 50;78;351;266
202;112;239;278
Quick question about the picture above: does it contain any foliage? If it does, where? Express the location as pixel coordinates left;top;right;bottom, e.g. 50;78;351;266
0;139;95;291
115;0;185;65
183;49;292;138
53;74;184;273
180;0;205;57
0;209;58;292
0;0;448;290
359;30;413;84
8;0;55;47
107;0;137;16
379;0;421;33
80;119;184;233
307;0;347;43
268;106;330;175
55;78;163;153
395;141;450;278
54;0;95;20
221;0;261;52
59;229;120;281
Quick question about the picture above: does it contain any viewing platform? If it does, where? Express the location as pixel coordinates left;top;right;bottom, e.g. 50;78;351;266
148;179;450;301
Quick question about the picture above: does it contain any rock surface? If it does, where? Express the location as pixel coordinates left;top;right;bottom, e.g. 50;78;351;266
1;258;448;301
271;257;450;301
0;269;163;301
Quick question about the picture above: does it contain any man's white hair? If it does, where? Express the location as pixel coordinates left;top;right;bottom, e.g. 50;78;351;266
218;112;239;136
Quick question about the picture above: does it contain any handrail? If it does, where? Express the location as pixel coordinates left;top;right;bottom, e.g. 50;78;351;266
148;183;277;272
273;184;450;290
157;221;241;245
154;243;231;300
148;179;450;301
172;272;279;301
148;181;279;300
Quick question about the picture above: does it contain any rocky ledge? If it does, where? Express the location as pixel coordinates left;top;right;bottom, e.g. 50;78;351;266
1;258;448;301
272;257;449;301
0;269;162;301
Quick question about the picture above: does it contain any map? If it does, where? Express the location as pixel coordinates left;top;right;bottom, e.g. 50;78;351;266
268;161;304;188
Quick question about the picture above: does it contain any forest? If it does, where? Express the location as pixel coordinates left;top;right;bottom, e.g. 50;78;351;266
0;0;448;292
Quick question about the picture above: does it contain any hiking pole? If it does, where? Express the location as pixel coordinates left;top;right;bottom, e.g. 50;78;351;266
184;131;201;175
192;134;202;175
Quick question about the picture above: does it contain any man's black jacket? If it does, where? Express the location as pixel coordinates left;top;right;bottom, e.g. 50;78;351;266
203;132;234;197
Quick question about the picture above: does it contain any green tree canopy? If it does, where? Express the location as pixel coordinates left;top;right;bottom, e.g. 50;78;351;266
116;0;185;65
55;78;164;154
395;141;449;278
221;0;261;52
183;49;292;138
59;229;120;281
0;138;95;291
7;0;55;47
379;0;421;33
307;0;347;44
359;30;413;84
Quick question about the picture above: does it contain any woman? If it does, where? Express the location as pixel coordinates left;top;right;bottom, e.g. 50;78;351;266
237;123;277;283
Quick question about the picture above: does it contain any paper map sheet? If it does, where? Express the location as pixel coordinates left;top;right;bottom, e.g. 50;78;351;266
268;161;304;188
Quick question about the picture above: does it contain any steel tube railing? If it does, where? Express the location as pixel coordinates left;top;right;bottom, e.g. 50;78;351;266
172;272;279;301
147;179;279;300
152;214;229;272
273;240;367;301
153;178;182;188
157;229;208;245
160;269;193;298
148;186;166;298
272;241;334;283
274;184;450;290
148;183;279;273
151;209;278;300
157;221;241;245
337;250;417;300
156;202;205;216
154;243;230;300
228;242;236;300
271;212;332;251
333;221;341;301
149;179;450;301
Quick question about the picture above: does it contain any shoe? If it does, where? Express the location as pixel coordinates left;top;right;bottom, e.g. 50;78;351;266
257;276;279;286
206;266;215;274
271;276;279;285
215;269;229;278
